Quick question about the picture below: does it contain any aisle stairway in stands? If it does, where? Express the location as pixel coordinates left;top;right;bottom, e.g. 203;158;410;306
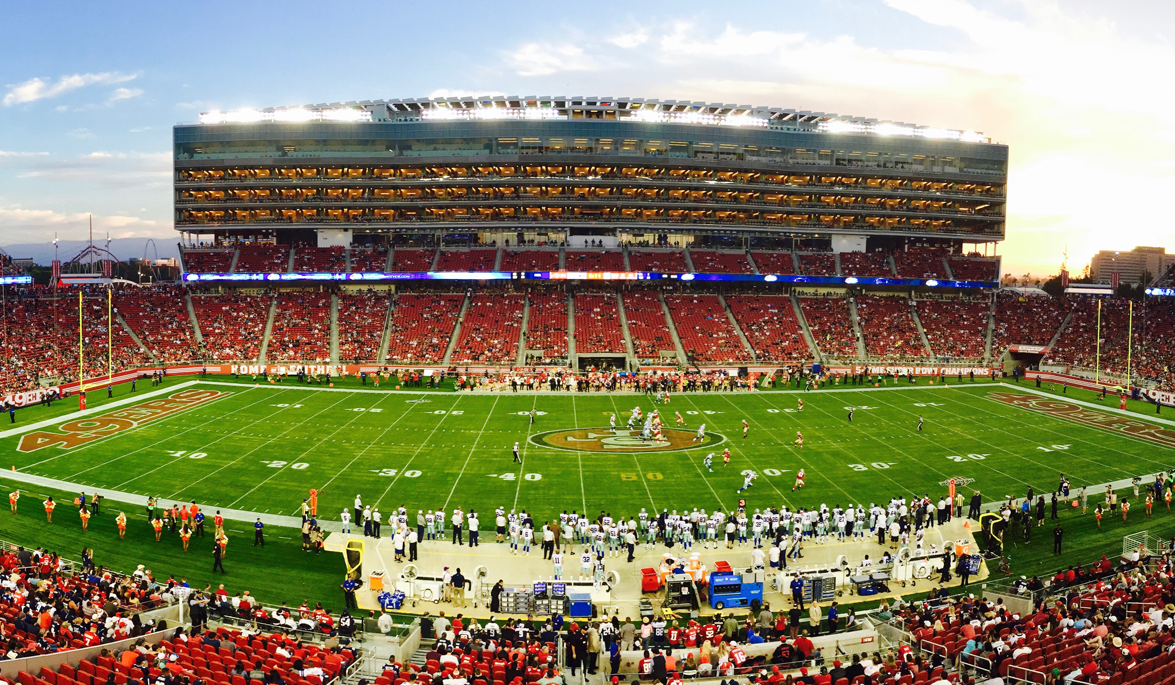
566;292;576;360
615;292;638;370
329;293;340;363
847;297;867;359
718;293;757;362
515;295;531;366
658;291;689;367
908;300;936;356
377;295;397;364
185;292;203;346
790;294;822;363
115;311;157;363
258;296;278;364
984;298;996;363
440;292;471;366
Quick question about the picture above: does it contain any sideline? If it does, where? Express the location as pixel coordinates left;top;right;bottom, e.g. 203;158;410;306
0;469;323;532
0;381;201;440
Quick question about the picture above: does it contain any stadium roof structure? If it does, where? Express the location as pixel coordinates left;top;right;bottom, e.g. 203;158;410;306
197;95;991;144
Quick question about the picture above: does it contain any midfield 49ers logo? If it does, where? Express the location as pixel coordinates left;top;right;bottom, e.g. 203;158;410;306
17;389;231;452
531;427;723;453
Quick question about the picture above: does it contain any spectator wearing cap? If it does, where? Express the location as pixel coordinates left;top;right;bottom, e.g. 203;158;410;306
829;660;847;683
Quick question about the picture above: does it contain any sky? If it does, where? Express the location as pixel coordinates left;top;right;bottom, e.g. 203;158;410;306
1;0;1173;279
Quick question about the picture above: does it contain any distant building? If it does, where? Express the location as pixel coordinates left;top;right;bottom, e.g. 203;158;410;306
1090;246;1175;285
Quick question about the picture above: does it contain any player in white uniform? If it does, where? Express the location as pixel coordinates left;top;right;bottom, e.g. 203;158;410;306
737;471;757;493
552;551;564;579
693;423;706;442
610;413;616;431
704;453;714;472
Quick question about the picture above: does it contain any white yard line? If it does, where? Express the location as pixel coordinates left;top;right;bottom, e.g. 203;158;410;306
20;388;242;471
692;393;796;504
571;395;587;513
860;392;1041;488
373;396;465;509
767;392;957;490
77;389;284;484
0;469;322;531
937;386;1175;470
512;396;539;510
166;394;353;500
228;392;396;508
606;395;658;510
442;395;501;510
0;381;201;439
309;395;426;511
964;382;1175;428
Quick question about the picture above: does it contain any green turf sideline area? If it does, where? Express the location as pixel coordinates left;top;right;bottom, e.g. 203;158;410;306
0;377;1172;610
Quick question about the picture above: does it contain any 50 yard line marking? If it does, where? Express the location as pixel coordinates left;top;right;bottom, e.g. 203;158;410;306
608;395;658;510
442;395;500;510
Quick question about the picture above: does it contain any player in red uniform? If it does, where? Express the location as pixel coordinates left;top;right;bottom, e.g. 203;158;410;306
793;431;804;449
742;419;749;438
723;448;731;467
792;468;806;491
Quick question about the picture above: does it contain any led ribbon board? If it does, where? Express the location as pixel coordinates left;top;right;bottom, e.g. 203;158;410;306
182;270;996;288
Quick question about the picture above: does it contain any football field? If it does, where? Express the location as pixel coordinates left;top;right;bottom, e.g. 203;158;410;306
3;376;1171;526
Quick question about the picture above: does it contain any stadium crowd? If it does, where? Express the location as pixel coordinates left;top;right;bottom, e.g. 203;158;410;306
4;279;1175;398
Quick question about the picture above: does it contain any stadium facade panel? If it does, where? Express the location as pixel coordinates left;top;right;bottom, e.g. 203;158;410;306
174;97;1007;249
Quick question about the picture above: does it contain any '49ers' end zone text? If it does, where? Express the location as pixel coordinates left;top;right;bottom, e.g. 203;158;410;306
17;389;231;453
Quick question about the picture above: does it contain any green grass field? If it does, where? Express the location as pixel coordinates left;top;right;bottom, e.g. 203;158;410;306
0;374;1172;609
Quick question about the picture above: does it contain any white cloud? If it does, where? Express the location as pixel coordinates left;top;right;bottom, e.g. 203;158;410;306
0;150;48;158
3;72;137;106
504;43;595;77
609;28;648;49
0;205;166;244
108;87;143;102
495;5;1174;276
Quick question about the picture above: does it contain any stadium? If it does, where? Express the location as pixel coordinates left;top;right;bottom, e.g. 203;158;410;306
1;94;1174;685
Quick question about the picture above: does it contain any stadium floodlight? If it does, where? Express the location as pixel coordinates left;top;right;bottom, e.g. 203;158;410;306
199;110;227;125
874;123;916;137
223;109;266;124
321;108;370;122
917;127;956;140
272;107;317;123
960;131;986;143
820;120;867;135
